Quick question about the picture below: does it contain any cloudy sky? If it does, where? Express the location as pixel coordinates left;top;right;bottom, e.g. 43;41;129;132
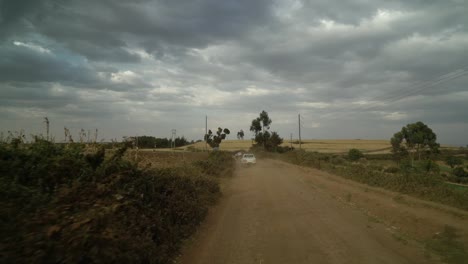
1;0;467;145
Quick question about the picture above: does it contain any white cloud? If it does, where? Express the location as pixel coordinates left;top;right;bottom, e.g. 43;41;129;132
309;9;411;37
352;100;386;106
382;111;408;120
13;41;51;54
239;86;277;96
110;71;140;84
297;102;330;109
124;48;154;60
189;86;233;106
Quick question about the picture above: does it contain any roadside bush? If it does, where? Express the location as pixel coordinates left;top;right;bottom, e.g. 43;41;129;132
331;156;346;165
194;151;234;177
368;164;384;172
445;155;464;169
1;140;233;263
348;148;364;161
400;160;417;174
275;146;294;153
417;160;440;174
276;151;468;210
384;166;400;174
453;167;468;178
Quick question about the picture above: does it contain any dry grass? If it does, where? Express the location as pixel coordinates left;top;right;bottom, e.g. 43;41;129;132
179;139;392;153
154;139;457;154
129;150;209;168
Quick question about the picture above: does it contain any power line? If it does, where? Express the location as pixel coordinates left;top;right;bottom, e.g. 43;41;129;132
321;67;468;120
358;67;468;108
342;67;468;114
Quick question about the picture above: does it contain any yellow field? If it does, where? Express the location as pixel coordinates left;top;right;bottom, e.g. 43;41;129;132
182;139;393;153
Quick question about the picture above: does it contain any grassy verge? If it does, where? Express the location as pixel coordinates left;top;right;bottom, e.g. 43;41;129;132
268;150;468;263
270;150;468;211
0;140;233;263
425;226;467;264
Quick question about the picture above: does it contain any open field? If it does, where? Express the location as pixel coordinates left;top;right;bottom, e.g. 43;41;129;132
182;139;393;153
128;150;209;168
174;139;458;154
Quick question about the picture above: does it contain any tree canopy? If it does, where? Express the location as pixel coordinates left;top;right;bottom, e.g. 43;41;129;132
205;127;230;149
250;110;271;135
390;121;439;164
237;130;244;140
445;156;463;169
250;111;282;151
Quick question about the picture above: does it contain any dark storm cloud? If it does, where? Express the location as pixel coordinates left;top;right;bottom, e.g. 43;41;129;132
1;0;274;60
0;0;467;144
0;0;45;29
0;42;99;84
0;82;78;109
239;1;468;92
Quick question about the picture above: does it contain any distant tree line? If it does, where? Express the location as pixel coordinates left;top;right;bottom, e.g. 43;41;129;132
134;136;191;148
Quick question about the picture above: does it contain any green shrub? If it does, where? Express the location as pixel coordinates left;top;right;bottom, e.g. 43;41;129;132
1;140;233;263
384;167;400;174
445;156;464;169
277;151;468;210
348;149;364;161
453;167;468;178
368;164;384;171
331;156;346;165
425;225;467;264
417;160;440;174
194;151;234;177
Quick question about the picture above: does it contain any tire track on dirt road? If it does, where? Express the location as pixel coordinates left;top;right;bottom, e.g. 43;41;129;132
178;159;444;264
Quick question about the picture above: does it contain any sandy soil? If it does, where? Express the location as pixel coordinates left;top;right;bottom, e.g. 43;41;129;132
178;159;468;263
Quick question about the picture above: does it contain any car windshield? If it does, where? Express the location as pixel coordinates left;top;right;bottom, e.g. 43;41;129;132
243;154;254;158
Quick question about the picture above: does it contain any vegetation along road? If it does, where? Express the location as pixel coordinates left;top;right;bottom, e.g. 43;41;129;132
179;159;468;264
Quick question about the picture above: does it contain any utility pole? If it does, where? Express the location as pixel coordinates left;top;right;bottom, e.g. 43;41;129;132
44;117;49;141
135;134;139;161
298;114;302;150
290;133;293;148
171;129;177;149
205;115;208;151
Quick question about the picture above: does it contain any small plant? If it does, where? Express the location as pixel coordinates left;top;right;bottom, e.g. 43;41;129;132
453;167;468;178
330;156;346;165
445;156;463;169
392;232;409;245
384;166;400;174
425;225;467;264
348;148;364;161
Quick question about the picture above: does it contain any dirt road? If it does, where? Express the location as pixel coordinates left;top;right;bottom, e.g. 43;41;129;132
179;159;468;264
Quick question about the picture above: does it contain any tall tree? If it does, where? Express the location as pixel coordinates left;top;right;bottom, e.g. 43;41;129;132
250;110;272;134
205;127;230;149
237;130;245;140
391;121;439;165
250;111;282;150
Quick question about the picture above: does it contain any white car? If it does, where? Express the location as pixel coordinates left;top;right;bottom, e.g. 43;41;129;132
241;153;256;165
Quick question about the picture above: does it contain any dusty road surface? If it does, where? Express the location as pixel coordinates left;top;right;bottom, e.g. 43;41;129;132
179;159;468;264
